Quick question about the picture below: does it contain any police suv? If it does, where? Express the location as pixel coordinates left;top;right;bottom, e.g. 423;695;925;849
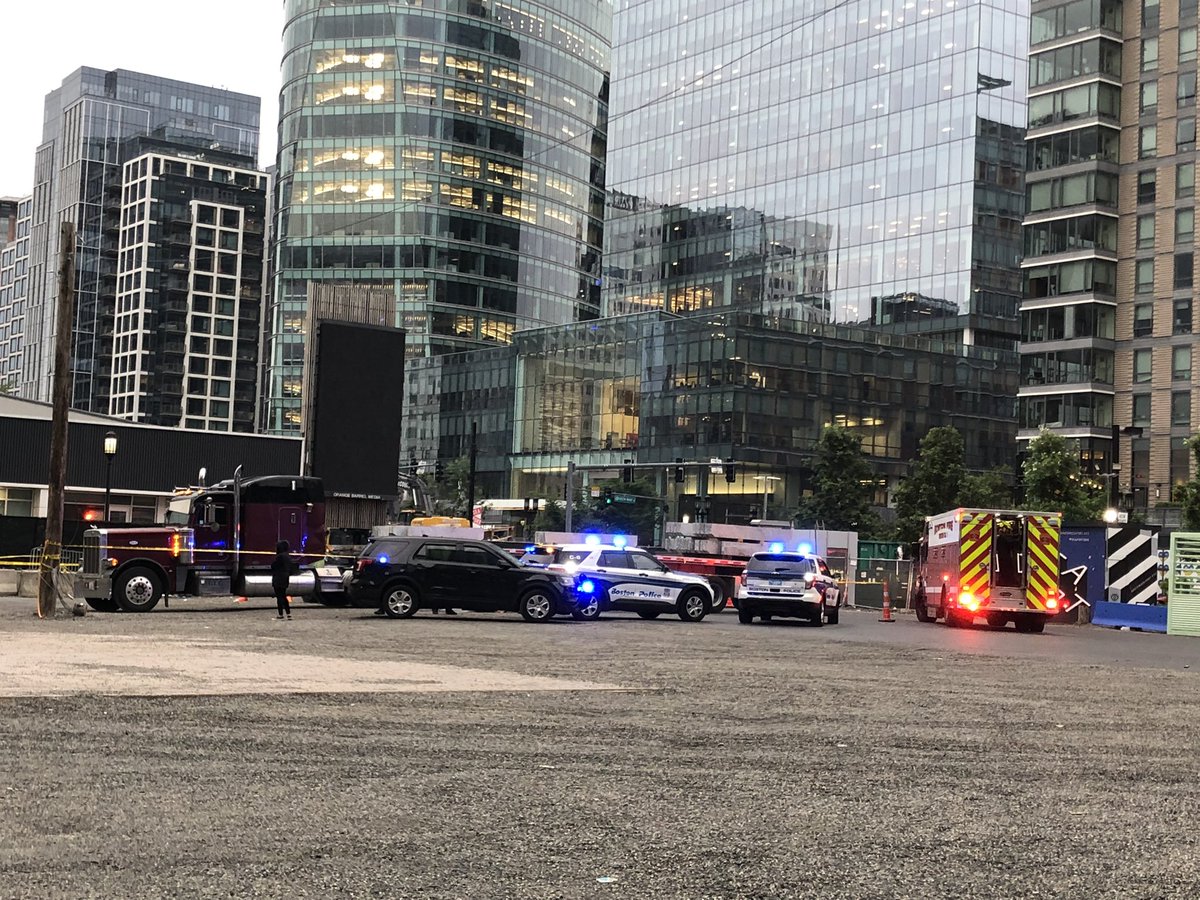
736;549;841;626
550;543;714;622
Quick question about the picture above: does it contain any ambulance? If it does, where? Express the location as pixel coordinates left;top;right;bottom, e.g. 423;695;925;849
912;508;1064;633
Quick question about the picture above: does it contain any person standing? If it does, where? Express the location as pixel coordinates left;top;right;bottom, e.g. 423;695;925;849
271;540;295;620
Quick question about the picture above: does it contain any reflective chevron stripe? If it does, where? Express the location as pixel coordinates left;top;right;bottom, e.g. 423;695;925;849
1025;515;1061;610
959;513;993;602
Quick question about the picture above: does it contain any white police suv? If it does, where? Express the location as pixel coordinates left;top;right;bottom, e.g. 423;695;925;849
549;542;714;622
736;548;841;626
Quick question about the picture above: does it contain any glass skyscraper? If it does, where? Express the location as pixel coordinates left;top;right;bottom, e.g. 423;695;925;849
605;0;1029;348
22;68;260;411
269;0;612;433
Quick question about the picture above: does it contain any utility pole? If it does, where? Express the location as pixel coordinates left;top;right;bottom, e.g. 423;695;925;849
564;461;576;533
465;420;477;524
39;221;76;619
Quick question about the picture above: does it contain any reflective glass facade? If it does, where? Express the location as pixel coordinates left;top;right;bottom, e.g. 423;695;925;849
605;0;1029;347
21;68;260;410
406;310;1018;517
0;197;31;387
269;0;612;434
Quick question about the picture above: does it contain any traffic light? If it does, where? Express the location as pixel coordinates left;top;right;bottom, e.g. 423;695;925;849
724;459;737;483
435;460;446;482
622;460;634;483
674;458;685;483
602;487;614;505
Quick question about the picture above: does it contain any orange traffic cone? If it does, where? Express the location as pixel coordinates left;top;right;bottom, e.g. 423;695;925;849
879;579;895;623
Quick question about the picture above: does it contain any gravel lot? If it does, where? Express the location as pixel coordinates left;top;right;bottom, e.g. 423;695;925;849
1;598;1199;899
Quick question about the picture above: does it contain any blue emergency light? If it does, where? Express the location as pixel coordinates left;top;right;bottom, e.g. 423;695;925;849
798;542;813;556
612;535;628;548
584;534;601;547
578;579;596;594
768;541;785;554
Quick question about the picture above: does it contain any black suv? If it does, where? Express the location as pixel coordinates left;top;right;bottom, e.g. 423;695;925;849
346;537;574;623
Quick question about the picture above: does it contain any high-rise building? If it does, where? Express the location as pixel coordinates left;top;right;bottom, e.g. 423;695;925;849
605;0;1029;349
0;197;20;250
0;197;32;387
21;68;260;412
1020;0;1200;515
1019;0;1122;484
109;139;267;431
268;1;612;433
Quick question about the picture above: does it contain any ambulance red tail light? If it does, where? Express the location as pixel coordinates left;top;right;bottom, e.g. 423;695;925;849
1046;595;1060;610
959;592;980;612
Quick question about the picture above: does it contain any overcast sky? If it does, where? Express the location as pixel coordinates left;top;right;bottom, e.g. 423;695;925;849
0;0;283;197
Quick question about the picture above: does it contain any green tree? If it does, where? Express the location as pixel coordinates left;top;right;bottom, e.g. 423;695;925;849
957;467;1015;510
425;455;470;516
1021;429;1106;522
795;426;877;534
1171;435;1200;529
531;494;566;536
892;427;966;544
575;476;663;544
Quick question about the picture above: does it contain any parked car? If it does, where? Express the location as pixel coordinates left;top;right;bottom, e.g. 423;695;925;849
346;537;575;622
736;551;841;625
550;543;713;622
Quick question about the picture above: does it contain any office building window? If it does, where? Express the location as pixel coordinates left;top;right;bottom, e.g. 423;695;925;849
1134;348;1153;383
1178;209;1195;244
1174;345;1192;380
1179;118;1197;152
1175;297;1193;333
1183;27;1198;64
1134;302;1154;337
1142;37;1159;72
1179;163;1196;198
1136;259;1155;293
1139;170;1157;203
1142;81;1159;114
1175;253;1194;289
1138;214;1156;249
1181;72;1198;106
1140;125;1158;158
1133;393;1152;427
1172;437;1192;488
1172;391;1191;426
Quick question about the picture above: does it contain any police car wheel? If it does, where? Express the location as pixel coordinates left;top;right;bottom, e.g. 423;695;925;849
572;597;601;621
676;589;708;622
519;588;555;622
383;584;420;618
737;607;754;624
826;607;839;625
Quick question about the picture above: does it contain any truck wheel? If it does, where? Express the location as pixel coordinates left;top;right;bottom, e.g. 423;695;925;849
826;607;840;625
114;567;163;613
986;613;1007;629
383;584;420;618
317;593;350;607
676;589;708;622
707;578;727;612
915;599;934;623
1015;616;1046;634
943;608;961;628
85;598;119;613
738;606;755;624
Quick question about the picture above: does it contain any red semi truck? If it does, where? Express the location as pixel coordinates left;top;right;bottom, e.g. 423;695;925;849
74;473;343;612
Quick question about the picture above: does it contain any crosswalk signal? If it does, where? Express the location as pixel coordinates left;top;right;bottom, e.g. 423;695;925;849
622;460;634;483
724;459;737;483
674;458;685;483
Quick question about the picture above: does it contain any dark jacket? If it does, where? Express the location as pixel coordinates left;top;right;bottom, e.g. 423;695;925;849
271;542;295;583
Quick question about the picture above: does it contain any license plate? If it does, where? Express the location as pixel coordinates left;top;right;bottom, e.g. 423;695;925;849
769;579;782;586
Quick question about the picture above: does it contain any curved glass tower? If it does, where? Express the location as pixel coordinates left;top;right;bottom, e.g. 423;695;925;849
269;0;611;433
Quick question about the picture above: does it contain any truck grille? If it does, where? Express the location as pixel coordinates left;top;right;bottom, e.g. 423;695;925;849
82;532;104;575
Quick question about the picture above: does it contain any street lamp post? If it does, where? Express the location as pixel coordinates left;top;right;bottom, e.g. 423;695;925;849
103;431;118;523
753;475;782;520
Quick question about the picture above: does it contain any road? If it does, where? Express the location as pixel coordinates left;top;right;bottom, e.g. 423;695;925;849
1;599;1198;899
